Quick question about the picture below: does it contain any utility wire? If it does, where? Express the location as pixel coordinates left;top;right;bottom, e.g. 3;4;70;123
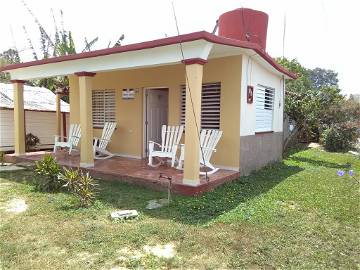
171;2;209;181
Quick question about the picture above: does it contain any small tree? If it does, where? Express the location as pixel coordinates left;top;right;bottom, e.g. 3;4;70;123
0;49;21;83
277;58;345;142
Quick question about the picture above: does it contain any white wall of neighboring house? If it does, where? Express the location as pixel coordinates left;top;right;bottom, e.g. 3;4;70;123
240;54;285;136
0;109;70;151
0;83;70;152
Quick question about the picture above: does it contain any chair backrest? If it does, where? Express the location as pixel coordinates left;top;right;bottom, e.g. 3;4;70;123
160;125;184;153
68;124;81;147
98;122;117;150
200;129;223;162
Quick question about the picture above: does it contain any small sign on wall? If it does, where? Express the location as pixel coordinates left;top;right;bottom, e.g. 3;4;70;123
247;85;254;104
122;88;135;99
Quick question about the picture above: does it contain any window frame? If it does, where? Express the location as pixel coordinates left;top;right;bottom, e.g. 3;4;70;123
92;89;116;128
255;84;275;133
180;82;221;130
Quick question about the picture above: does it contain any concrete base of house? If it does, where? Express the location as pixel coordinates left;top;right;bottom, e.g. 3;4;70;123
80;162;95;168
182;178;200;186
240;131;283;176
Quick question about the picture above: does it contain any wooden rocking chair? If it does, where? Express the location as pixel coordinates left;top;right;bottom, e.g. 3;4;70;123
53;124;81;154
148;125;184;167
177;129;223;175
93;122;117;159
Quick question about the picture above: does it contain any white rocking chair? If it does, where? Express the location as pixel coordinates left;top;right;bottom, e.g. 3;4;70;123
53;124;81;154
177;129;223;175
93;122;117;159
148;125;184;167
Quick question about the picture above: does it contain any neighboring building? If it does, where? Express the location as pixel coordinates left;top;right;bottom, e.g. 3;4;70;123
0;83;69;151
0;8;296;185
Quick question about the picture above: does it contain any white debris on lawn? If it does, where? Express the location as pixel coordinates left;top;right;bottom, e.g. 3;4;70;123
110;210;138;220
348;150;359;156
5;199;28;213
145;198;169;210
143;243;175;259
308;142;321;148
0;165;26;172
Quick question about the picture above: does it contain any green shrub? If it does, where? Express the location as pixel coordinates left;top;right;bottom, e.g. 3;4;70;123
34;154;62;192
322;123;358;152
59;167;97;207
25;133;40;151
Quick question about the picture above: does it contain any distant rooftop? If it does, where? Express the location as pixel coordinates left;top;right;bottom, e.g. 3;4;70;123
0;83;69;112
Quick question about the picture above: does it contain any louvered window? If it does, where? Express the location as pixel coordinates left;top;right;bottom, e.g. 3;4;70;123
92;90;116;128
255;85;275;132
180;82;221;129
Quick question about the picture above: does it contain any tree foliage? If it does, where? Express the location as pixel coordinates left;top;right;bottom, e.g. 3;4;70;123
310;67;339;89
0;49;21;83
277;58;348;142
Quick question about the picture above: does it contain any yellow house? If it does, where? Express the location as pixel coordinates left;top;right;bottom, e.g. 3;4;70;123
0;8;295;193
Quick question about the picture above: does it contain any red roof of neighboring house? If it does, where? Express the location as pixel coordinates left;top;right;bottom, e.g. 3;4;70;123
0;31;296;79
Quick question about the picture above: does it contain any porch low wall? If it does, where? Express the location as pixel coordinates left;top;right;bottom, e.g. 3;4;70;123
239;131;283;176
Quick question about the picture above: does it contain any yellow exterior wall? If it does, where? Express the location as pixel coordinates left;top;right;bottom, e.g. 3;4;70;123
68;55;242;168
69;75;80;124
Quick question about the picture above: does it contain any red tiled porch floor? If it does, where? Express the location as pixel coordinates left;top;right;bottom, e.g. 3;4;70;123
4;151;240;196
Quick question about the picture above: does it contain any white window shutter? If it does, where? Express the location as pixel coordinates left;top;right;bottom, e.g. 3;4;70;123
255;85;275;132
92;90;116;128
181;82;221;129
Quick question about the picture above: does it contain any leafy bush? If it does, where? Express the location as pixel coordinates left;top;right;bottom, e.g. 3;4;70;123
59;167;97;207
322;124;358;152
25;133;40;151
34;154;62;192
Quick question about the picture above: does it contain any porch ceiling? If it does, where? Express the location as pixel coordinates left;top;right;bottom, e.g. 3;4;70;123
0;31;296;80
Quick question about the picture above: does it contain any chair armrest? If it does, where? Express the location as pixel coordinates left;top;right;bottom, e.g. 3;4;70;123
149;141;162;147
54;135;68;138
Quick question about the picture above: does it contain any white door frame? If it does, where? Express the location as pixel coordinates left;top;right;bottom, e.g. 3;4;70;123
142;86;169;158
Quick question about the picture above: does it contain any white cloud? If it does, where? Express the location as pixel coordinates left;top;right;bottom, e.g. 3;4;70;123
0;0;359;94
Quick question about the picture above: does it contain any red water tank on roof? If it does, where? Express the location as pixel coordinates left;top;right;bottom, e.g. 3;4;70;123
218;8;269;50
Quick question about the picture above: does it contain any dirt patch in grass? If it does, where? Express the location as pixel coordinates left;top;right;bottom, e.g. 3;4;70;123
4;198;28;213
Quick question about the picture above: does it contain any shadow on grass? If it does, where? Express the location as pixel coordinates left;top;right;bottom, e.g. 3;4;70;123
283;143;309;158
1;160;303;225
144;162;303;225
288;156;351;169
0;169;35;185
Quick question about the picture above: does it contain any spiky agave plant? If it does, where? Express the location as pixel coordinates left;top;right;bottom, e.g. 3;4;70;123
59;167;81;192
77;172;98;208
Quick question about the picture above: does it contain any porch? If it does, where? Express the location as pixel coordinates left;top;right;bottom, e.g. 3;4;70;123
5;150;240;196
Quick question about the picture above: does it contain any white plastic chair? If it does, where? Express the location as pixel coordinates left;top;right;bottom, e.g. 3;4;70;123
148;125;184;167
53;124;81;154
177;129;223;175
93;122;117;159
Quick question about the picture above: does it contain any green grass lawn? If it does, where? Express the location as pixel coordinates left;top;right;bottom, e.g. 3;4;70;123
0;147;359;269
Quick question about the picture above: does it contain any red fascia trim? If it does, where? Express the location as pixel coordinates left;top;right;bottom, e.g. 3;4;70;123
74;71;96;77
182;58;207;65
0;31;296;79
10;80;26;84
